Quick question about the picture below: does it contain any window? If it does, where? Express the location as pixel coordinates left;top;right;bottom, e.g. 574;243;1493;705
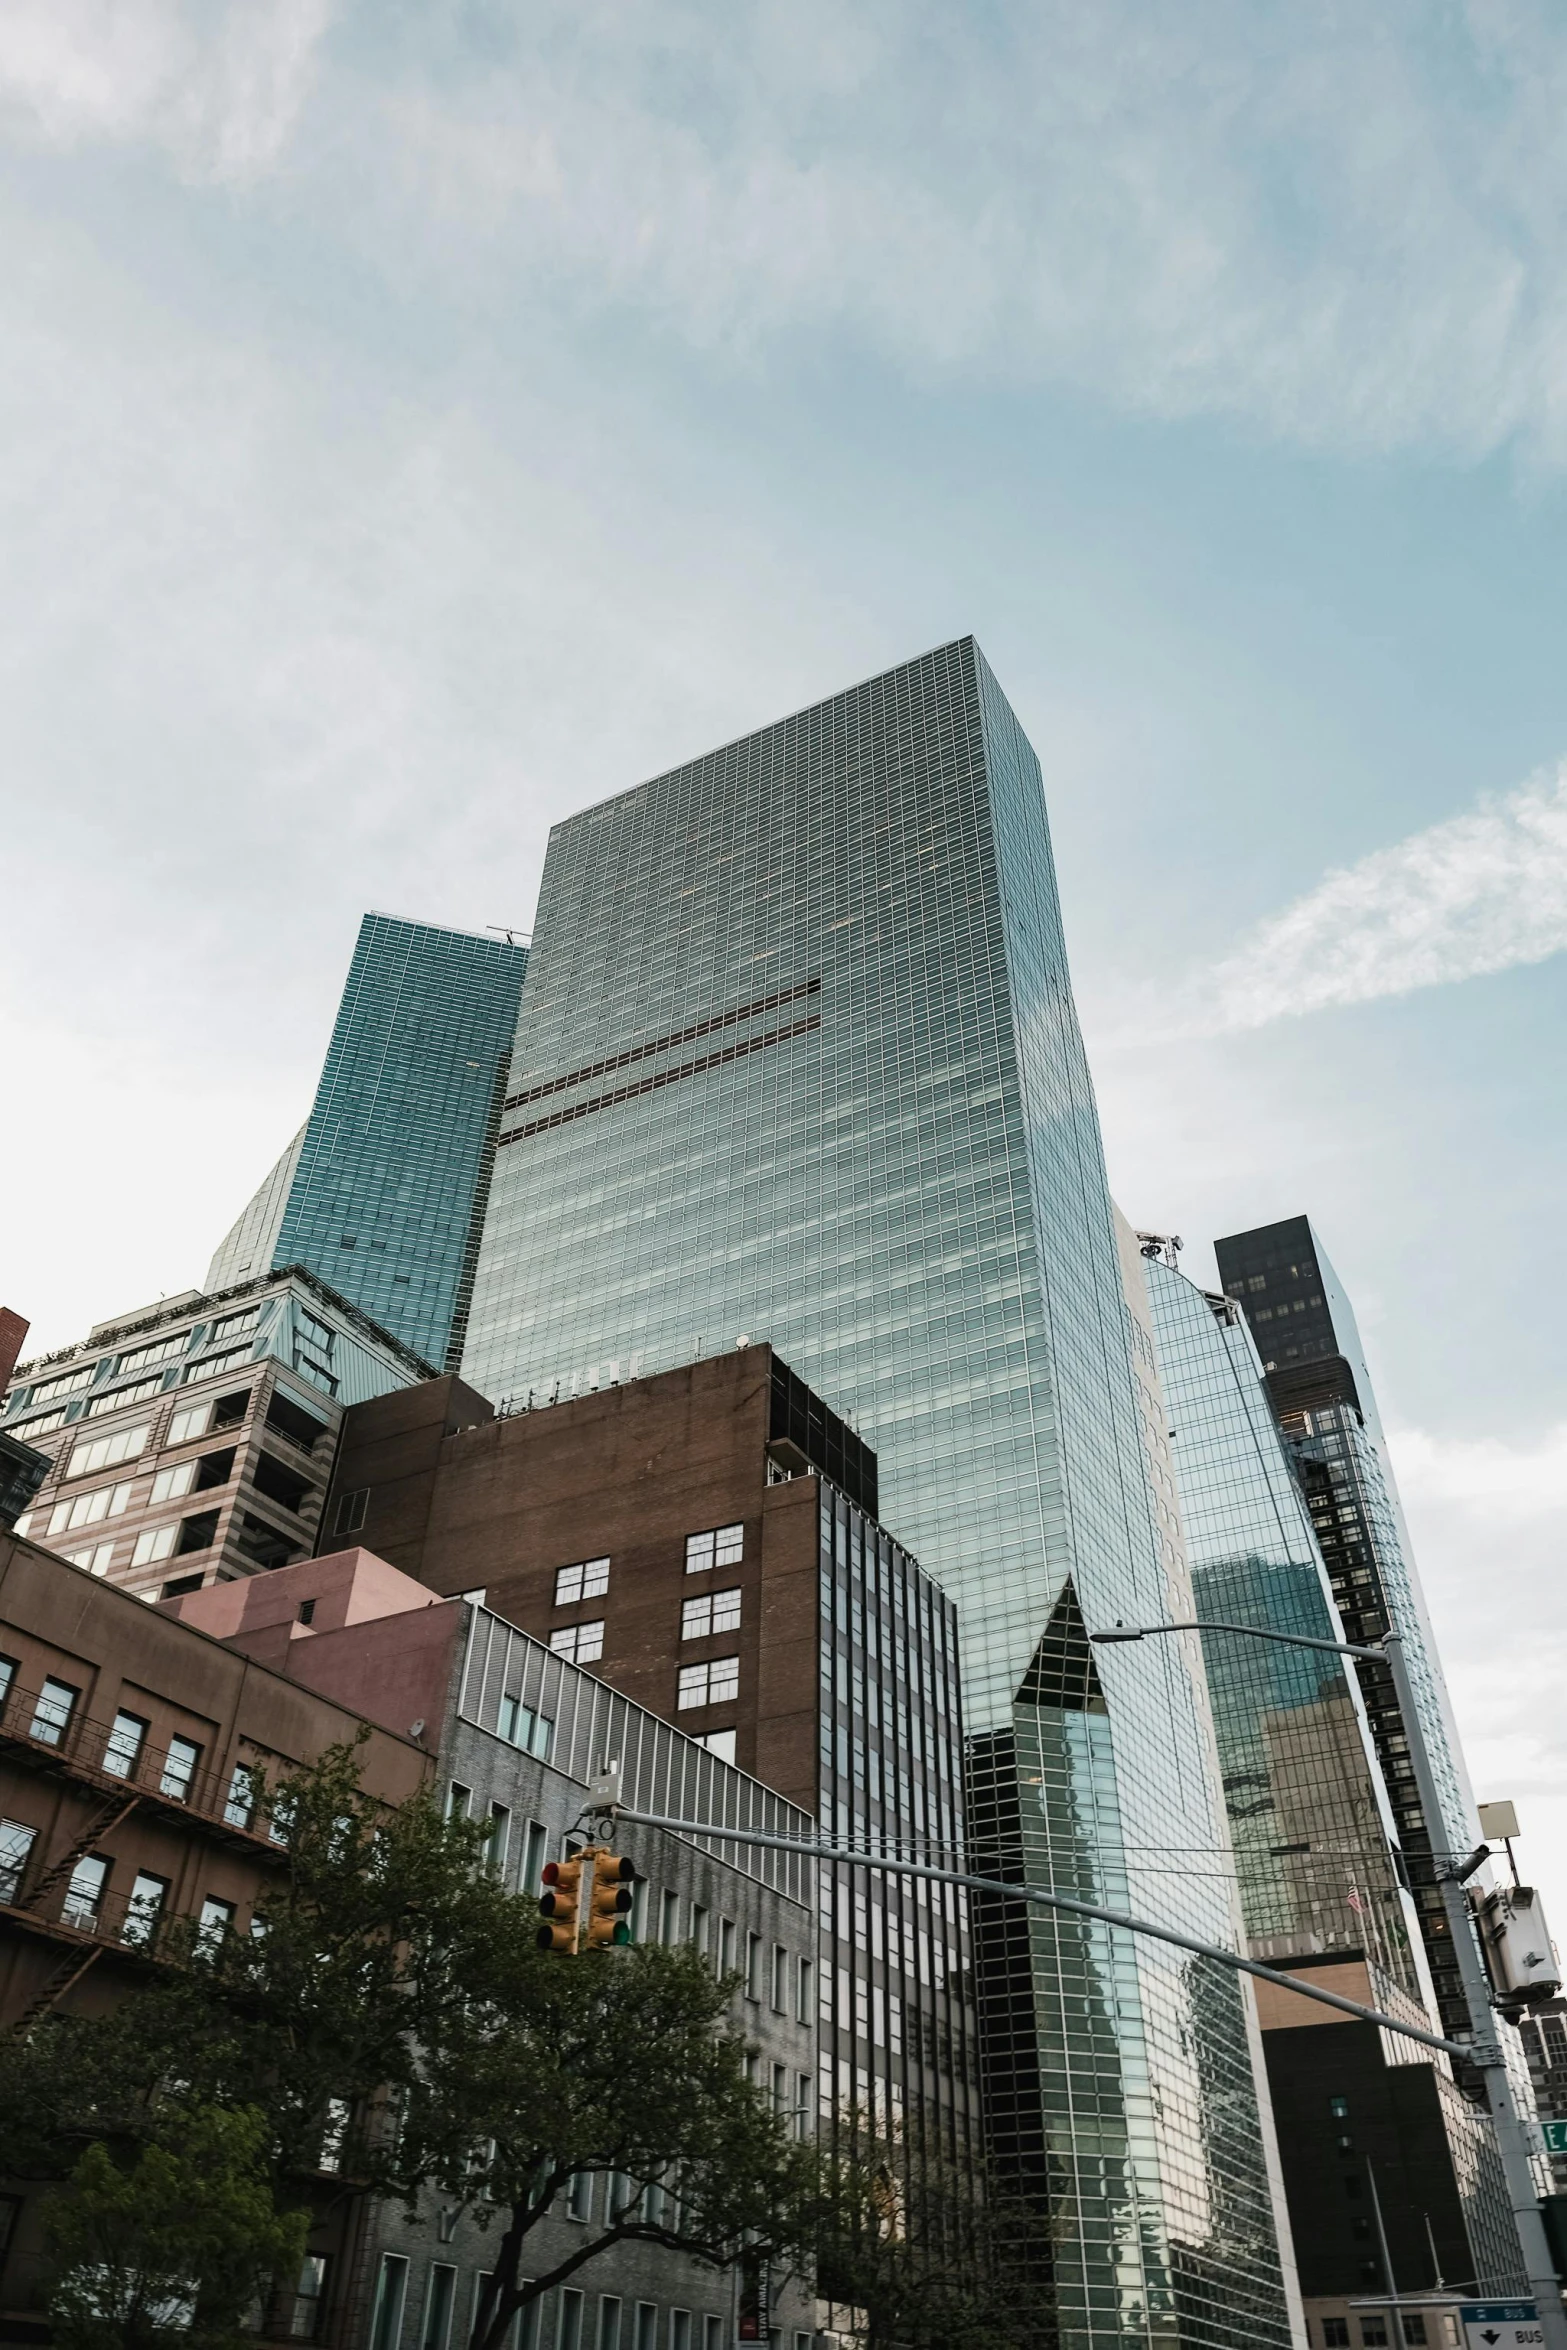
104;1710;149;1779
225;1763;258;1828
166;1403;212;1446
1360;2323;1388;2348
559;2291;584;2350
29;1364;98;1402
693;1729;736;1763
318;2098;351;2174
369;2257;410;2350
796;1956;812;2023
680;1588;741;1640
771;1944;788;2012
597;2299;621;2350
122;1871;168;1947
62;1853;109;1928
30;1677;79;1746
633;2311;656;2350
132;1525;178;1567
9;1407;68;1439
447;1782;473;1821
294;1354;338;1396
1329;2096;1350;2117
489;1803;512;1875
555;1558;610;1606
334;1488;369;1536
745;1933;762;2000
0;1818;37;1903
796;2074;812;2140
297;1309;336;1353
86;1376;167;1418
1403;2322;1428;2346
771;2061;788;2115
660;1889;679;1946
292;2254;332;2342
550;1621;604;1665
1320;2333;1350;2350
718;1918;735;1975
47;1480;133;1536
417;2266;456;2350
64;1542;116;1576
188;1346;255;1383
676;1658;738;1710
669;2316;691;2350
210;1309;260;1341
65;1424;150;1478
523;1820;548;1894
567;2171;594;2222
685;1524;742;1573
197;1896;235;1948
150;1461;196;1504
161;1735;201;1801
117;1332;193;1375
0;1655;15;1716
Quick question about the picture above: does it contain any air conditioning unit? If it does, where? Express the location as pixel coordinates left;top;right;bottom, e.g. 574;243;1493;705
1475;1884;1563;2006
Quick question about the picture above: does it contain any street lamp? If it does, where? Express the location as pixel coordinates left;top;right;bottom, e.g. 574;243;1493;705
1091;1617;1565;2348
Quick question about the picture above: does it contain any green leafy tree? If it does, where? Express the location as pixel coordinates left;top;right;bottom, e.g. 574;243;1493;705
43;2106;308;2350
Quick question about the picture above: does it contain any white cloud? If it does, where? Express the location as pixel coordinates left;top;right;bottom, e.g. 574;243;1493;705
1199;765;1567;1031
0;0;331;178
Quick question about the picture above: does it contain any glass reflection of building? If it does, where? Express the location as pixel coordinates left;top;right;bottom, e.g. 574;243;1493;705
1212;1218;1481;2048
464;640;1296;2350
1138;1252;1415;1988
208;915;529;1375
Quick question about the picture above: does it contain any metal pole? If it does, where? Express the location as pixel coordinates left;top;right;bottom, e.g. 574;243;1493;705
603;1804;1471;2060
1379;1628;1566;2346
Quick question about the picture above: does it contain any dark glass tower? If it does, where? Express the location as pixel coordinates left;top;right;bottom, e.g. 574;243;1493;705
466;641;1295;2348
1213;1218;1481;2048
213;915;528;1374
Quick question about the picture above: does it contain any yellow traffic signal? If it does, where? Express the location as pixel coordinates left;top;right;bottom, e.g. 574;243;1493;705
537;1851;585;1954
583;1850;636;1949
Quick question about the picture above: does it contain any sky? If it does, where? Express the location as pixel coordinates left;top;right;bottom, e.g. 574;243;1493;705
3;3;1566;1923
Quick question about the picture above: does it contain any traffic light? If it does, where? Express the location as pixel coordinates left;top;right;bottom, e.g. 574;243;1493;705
583;1850;636;1949
537;1849;585;1954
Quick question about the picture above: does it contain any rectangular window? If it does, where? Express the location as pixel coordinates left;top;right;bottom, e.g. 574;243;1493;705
160;1735;201;1801
30;1677;79;1747
1321;2325;1350;2349
567;2172;594;2223
771;2061;788;2114
132;1525;178;1567
333;1488;369;1536
225;1763;257;1829
1403;2323;1428;2347
554;1558;610;1606
660;1889;679;1946
694;1728;736;1764
372;2250;413;2337
550;1622;604;1665
103;1711;149;1780
489;1803;512;1875
210;1309;260;1342
47;1480;134;1536
0;1817;38;1903
690;1904;708;1956
684;1523;743;1574
188;1345;255;1384
718;1918;735;1976
680;1588;742;1640
558;2291;584;2350
150;1461;196;1504
447;1782;472;1821
122;1871;168;1948
166;1403;212;1447
116;1333;192;1375
61;1853;109;1929
30;1364;97;1402
297;1309;336;1352
197;1896;235;1947
669;2316;691;2350
1360;2324;1389;2349
64;1542;116;1576
0;1655;14;1715
419;2266;456;2350
291;2254;331;2343
770;1944;788;2012
633;2309;656;2350
796;2074;812;2139
294;1354;338;1396
85;1377;164;1416
596;2299;621;2350
676;1658;738;1710
66;1424;150;1478
523;1819;548;1894
745;1933;762;2000
796;1956;812;2023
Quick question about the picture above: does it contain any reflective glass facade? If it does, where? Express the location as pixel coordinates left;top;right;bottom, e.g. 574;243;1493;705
1140;1258;1415;1985
272;915;528;1372
466;641;1294;2348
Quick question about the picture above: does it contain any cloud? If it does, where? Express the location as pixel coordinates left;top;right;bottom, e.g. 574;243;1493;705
0;0;331;178
9;5;1567;459
1389;1420;1567;1520
1197;764;1567;1031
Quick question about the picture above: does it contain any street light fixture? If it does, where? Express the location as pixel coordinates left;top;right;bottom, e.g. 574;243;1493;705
1089;1616;1565;2348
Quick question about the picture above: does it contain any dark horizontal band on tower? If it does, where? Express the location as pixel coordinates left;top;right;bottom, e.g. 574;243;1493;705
498;1014;821;1144
503;975;822;1111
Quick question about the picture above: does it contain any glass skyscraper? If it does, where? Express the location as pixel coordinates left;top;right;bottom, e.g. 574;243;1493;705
210;914;528;1374
466;641;1296;2348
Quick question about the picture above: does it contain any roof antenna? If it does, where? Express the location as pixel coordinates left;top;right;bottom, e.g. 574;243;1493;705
487;925;531;947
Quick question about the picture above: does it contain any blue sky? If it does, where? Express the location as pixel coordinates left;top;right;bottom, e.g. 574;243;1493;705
4;2;1566;1907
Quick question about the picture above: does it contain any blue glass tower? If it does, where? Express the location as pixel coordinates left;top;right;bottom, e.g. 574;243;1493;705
219;914;528;1373
465;641;1296;2348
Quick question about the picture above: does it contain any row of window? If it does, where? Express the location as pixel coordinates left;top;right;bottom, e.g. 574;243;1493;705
549;1526;743;1614
370;2254;810;2350
1317;2317;1453;2348
0;1654;269;1828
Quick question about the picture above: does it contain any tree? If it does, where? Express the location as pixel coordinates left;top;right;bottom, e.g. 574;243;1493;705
0;1743;825;2346
42;2106;308;2350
